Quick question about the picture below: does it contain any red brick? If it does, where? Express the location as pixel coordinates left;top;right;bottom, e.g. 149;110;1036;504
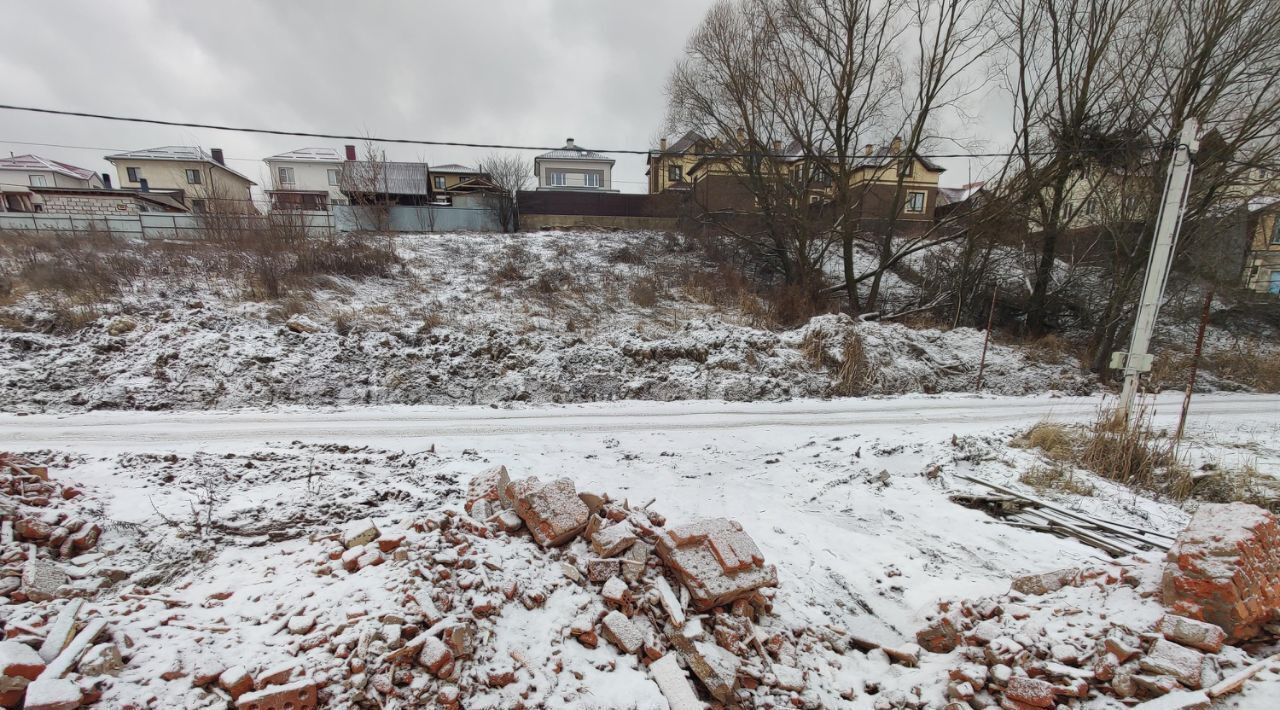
236;679;317;710
1162;502;1280;642
1004;677;1055;708
656;517;778;611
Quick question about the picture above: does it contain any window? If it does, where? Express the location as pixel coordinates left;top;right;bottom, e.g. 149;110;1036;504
667;164;682;182
277;167;294;185
186;169;202;185
191;199;208;214
1270;270;1280;295
1271;219;1280;245
328;169;340;186
585;173;601;188
126;167;141;182
28;175;46;187
550;171;567;186
1083;198;1096;216
899;160;914;178
905;191;926;213
433;175;447;190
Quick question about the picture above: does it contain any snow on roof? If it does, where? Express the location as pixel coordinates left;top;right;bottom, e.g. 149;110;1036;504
0;154;97;181
536;139;615;164
266;147;343;162
937;181;986;206
430;164;485;174
105;146;257;184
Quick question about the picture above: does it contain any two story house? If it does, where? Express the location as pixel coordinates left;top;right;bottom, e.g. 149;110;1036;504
0;154;105;192
265;147;346;211
105;146;257;213
646;131;709;193
534;139;617;192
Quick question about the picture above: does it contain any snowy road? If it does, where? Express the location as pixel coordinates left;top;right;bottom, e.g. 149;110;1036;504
3;392;1278;451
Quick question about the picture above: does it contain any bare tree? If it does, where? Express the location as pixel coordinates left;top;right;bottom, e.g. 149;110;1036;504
479;152;532;232
341;140;394;233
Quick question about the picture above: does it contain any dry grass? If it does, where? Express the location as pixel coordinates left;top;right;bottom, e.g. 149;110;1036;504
0;226;401;324
801;329;876;396
628;276;663;308
1019;462;1096;496
1204;342;1280;393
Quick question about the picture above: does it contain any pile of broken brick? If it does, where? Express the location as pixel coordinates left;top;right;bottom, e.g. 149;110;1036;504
184;466;811;708
1;454;132;710
916;501;1280;708
462;466;797;707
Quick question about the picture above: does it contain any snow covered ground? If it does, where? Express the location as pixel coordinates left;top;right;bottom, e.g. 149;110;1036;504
3;392;1279;706
0;231;1095;414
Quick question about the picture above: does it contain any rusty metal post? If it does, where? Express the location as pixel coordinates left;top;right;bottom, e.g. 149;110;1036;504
975;285;998;392
1175;288;1213;442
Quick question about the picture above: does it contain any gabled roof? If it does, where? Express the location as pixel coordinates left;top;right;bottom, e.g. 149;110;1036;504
535;139;615;164
937;181;986;206
266;147;343;162
0;154;97;181
105;146;257;184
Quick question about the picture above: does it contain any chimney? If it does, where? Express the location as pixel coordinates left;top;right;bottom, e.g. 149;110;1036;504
566;138;576;148
660;137;668;151
736;127;746;142
864;144;874;156
344;144;357;161
772;140;783;154
890;136;902;154
101;173;112;188
138;178;149;192
210;148;225;166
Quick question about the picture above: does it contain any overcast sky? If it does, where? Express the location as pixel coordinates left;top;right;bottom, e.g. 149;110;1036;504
1;0;987;195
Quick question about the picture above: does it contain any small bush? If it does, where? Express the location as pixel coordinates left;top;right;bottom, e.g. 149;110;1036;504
628;276;663;308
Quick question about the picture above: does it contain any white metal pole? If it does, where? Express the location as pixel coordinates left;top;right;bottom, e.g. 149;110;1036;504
1115;119;1199;419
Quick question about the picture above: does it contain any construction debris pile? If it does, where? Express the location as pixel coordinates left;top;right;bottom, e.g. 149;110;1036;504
0;454;133;709
916;501;1280;708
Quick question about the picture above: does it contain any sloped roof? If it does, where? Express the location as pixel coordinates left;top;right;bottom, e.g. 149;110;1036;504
855;144;945;172
937;181;986;206
431;164;487;175
105;146;257;184
266;147;343;162
341;161;431;196
536;140;615;164
0;154;97;181
29;185;189;212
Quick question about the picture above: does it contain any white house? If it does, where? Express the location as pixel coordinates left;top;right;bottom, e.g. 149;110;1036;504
534;138;617;192
264;147;347;210
0;154;104;191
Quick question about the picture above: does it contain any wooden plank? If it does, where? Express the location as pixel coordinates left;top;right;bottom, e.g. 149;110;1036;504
956;474;1173;550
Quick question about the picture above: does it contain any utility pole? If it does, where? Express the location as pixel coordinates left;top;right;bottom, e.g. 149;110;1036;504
1113;119;1199;419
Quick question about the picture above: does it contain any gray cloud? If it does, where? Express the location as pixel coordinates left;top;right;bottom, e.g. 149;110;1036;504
2;0;988;193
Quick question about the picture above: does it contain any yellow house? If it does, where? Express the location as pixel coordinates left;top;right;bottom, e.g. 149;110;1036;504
1245;202;1280;293
646;131;713;193
105;146;258;213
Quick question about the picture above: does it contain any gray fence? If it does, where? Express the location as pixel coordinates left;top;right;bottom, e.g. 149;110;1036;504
0;211;336;239
332;203;502;233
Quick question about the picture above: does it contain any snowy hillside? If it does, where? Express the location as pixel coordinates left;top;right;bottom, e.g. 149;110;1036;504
0;231;1094;413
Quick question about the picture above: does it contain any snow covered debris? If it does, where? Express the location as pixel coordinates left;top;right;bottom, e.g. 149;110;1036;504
656;517;778;611
1162;502;1280;642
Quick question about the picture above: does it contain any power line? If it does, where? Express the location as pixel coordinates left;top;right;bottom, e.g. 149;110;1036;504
0;102;1168;162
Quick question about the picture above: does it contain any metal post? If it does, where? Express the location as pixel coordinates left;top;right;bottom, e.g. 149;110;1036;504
1114;119;1199;419
1174;288;1213;443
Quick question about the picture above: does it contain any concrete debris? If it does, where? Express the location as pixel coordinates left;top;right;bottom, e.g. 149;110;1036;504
649;654;705;710
656;517;778;611
591;522;638;558
284;314;323;334
38;599;83;662
342;518;380;549
21;677;82;710
1010;567;1080;596
75;643;123;677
